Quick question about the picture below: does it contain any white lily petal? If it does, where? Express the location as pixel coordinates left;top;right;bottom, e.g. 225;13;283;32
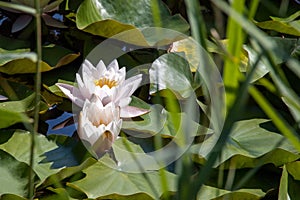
118;97;132;107
56;83;85;107
96;60;107;78
113;74;142;104
107;59;119;71
92;132;113;158
123;74;143;96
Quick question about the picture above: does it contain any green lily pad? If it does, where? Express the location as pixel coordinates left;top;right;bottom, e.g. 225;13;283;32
0;93;35;128
256;10;300;36
0;130;61;185
0;194;28;200
0;45;79;75
198;185;265;200
0;149;34;197
149;53;193;98
76;0;189;45
191;119;300;168
286;161;300;181
40;157;97;189
68;155;177;199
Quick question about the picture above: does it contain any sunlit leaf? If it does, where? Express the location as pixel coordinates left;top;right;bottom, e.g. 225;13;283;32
39;187;77;200
40;157;97;189
0;93;35;128
149;53;193;98
0;194;28;200
68;155;177;199
0;130;61;185
256;11;300;36
76;0;189;44
197;185;265;200
0;46;79;74
0;149;34;197
286;161;300;181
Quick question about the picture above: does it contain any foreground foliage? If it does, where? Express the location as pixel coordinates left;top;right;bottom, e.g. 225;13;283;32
0;0;300;199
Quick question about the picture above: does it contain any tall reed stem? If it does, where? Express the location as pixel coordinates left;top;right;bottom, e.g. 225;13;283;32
28;0;42;198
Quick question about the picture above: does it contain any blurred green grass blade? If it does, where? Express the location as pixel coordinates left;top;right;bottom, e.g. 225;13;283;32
0;1;36;15
249;86;300;152
287;59;300;79
248;0;260;20
184;0;207;50
188;49;264;200
151;0;162;27
212;0;273;50
223;0;246;111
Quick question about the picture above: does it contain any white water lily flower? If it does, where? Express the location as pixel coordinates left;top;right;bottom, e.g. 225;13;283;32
78;96;122;158
56;59;148;118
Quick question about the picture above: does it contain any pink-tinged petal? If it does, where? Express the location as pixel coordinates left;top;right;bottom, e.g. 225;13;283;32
76;73;91;99
56;83;84;107
120;106;150;118
107;59;119;71
0;95;8;101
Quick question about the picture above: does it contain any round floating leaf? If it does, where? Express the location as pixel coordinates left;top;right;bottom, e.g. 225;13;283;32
286;161;300;181
198;185;265;200
149;53;193;98
191;119;300;168
0;93;35;128
68;155;177;199
0;130;61;185
76;0;189;44
0;149;33;197
0;46;79;75
0;194;28;200
256;11;300;36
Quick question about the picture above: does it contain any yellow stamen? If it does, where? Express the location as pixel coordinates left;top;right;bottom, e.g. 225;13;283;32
92;118;108;127
94;77;118;89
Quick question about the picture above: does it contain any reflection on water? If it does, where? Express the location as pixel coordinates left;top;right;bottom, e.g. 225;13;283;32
46;111;76;137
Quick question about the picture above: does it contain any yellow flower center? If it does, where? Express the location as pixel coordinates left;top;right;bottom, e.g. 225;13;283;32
93;118;109;127
94;77;118;89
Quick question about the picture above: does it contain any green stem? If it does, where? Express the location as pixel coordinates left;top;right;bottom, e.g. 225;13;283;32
28;0;42;198
0;1;36;15
184;0;207;50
